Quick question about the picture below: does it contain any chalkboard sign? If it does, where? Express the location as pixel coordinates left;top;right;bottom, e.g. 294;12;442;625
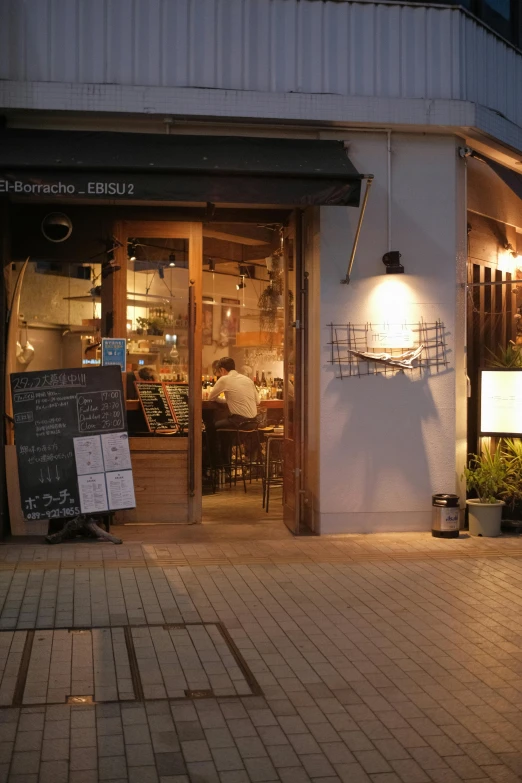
135;382;178;432
165;384;189;430
11;366;132;521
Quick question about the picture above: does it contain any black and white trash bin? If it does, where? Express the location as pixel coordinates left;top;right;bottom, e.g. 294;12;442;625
432;494;460;538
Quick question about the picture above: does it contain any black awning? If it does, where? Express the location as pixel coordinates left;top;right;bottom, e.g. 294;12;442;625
0;130;362;207
481;155;522;202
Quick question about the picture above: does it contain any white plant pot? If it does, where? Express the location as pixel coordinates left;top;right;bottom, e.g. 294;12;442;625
466;499;504;537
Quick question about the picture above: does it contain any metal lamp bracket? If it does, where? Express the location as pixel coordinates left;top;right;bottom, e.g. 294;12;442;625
341;175;374;285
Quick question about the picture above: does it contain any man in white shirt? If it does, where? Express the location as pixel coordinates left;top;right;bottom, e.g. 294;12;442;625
208;357;260;430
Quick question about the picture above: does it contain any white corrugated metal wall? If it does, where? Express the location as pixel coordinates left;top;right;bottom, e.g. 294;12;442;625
1;0;521;128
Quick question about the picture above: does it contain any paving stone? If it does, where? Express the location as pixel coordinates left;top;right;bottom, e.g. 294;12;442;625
155;752;188;776
181;738;212;763
176;720;205;741
10;750;40;775
70;746;98;771
41;737;70;761
186;760;220;782
236;736;267;759
390;759;431;783
128;767;160;783
243;756;279;781
98;733;125;756
354;750;393;774
152;730;181;753
267;743;301;768
278;768;312;783
39;760;69;783
99;755;128;780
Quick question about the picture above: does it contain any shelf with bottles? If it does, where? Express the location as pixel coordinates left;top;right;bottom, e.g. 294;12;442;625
254;371;284;401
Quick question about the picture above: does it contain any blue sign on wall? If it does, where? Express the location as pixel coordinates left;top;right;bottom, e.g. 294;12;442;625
101;338;127;372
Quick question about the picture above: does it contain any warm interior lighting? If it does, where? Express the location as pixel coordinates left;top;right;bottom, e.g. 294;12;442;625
128;240;137;262
498;244;519;275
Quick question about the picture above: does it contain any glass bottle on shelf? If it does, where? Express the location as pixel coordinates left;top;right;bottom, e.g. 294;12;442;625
254;371;260;387
260;372;267;388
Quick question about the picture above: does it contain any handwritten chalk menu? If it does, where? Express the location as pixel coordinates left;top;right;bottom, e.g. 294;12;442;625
165;384;189;430
135;382;178;432
10;366;135;521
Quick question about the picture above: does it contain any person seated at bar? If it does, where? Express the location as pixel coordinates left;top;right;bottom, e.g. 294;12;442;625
138;365;160;382
209;357;260;430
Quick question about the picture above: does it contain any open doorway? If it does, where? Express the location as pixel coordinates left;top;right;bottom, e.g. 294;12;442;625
7;203;305;539
199;221;287;531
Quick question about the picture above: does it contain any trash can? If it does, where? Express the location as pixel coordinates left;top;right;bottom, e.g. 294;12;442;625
432;494;460;538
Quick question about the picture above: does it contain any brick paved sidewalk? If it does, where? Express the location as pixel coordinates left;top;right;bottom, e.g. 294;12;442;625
0;533;520;782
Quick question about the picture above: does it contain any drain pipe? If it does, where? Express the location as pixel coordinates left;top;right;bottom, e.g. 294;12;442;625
387;129;392;255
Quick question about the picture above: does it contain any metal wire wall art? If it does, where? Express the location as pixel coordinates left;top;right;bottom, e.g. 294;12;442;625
328;320;448;378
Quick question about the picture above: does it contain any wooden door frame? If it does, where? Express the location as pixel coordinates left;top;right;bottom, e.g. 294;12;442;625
282;210;305;534
108;220;203;523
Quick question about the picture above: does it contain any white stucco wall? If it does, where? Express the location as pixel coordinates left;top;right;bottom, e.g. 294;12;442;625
317;133;467;533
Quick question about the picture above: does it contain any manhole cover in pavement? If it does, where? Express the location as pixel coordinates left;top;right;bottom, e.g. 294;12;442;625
0;624;260;707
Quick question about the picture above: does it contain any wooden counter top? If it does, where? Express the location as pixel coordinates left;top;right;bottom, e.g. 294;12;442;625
127;398;284;411
202;399;283;409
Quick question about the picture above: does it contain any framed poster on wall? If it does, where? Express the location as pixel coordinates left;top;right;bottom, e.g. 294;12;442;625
480;369;522;436
202;297;214;346
220;297;240;346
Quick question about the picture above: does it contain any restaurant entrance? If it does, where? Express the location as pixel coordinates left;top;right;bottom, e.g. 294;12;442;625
2;128;363;538
6;207;305;535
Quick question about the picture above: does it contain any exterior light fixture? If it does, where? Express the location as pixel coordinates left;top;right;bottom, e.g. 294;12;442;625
207;258;215;272
236;280;246;290
382;251;404;274
169;253;176;267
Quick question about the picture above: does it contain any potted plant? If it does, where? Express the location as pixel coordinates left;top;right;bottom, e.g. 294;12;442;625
486;343;522;368
135;317;149;335
499;438;522;531
259;254;283;344
462;445;509;536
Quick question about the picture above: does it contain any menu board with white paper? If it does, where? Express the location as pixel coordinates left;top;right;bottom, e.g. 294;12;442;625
480;370;522;436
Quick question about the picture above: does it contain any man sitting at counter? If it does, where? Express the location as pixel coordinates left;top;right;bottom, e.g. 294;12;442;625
209;357;260;431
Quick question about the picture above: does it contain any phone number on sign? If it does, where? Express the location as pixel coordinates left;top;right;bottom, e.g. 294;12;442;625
26;507;81;520
0;180;136;196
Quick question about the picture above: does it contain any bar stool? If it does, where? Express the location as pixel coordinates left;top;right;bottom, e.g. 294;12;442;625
202;428;217;494
262;434;284;512
215;426;262;493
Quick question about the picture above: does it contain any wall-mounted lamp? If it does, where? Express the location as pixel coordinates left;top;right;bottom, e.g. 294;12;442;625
236;278;246;290
382;251;404;275
168;253;176;267
207;258;215;272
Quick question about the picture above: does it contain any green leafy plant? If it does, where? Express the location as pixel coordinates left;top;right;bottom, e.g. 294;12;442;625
486;343;522;368
500;438;522;510
135;317;150;334
462;444;511;503
259;254;283;333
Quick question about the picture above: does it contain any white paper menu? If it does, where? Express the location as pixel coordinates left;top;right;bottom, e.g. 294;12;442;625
101;432;132;471
106;470;136;510
77;473;109;514
73;435;104;475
